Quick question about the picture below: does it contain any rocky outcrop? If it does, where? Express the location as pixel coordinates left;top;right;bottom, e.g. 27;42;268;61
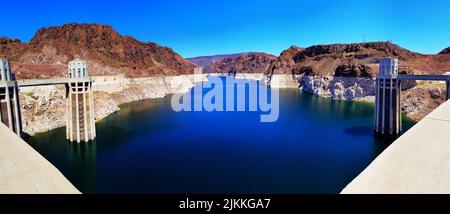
299;75;375;100
439;47;450;54
294;42;421;63
20;85;67;135
266;42;449;79
1;23;196;78
334;64;373;77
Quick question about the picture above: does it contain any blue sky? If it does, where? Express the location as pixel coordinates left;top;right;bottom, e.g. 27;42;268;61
1;0;449;58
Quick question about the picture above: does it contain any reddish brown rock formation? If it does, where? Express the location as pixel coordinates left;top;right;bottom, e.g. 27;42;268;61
0;37;26;58
266;46;304;76
266;42;449;77
269;42;421;76
1;23;196;79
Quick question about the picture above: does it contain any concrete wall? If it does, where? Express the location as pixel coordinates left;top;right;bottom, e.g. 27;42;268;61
342;100;450;193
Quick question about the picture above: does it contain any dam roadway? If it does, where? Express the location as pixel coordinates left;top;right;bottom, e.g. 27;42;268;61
0;122;79;193
343;99;450;193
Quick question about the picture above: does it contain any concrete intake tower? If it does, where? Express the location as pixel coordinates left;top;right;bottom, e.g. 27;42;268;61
66;56;96;142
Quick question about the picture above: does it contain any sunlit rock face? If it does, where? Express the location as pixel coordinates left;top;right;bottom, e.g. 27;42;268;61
298;76;375;99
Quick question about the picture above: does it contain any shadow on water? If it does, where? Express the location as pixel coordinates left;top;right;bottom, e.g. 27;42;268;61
343;117;416;157
343;126;374;137
27;127;99;193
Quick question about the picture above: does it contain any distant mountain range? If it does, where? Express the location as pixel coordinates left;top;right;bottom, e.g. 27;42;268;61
1;23;449;79
187;53;248;68
190;42;450;77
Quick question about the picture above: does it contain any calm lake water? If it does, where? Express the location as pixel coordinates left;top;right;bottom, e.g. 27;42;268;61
27;77;414;193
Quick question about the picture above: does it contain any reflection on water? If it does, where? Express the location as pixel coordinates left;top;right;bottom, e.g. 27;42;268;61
27;79;415;193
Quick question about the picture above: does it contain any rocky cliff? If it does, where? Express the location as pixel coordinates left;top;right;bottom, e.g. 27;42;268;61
296;74;446;120
199;42;450;78
20;74;207;135
207;42;449;122
0;37;26;58
1;23;196;78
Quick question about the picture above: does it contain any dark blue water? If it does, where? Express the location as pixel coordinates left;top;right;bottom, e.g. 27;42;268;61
27;77;414;193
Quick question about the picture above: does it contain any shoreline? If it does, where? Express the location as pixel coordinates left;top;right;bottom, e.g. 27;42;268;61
20;74;207;136
21;72;440;136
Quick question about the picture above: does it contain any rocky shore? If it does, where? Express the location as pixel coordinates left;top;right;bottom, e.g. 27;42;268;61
297;75;446;121
211;73;446;122
20;74;207;135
